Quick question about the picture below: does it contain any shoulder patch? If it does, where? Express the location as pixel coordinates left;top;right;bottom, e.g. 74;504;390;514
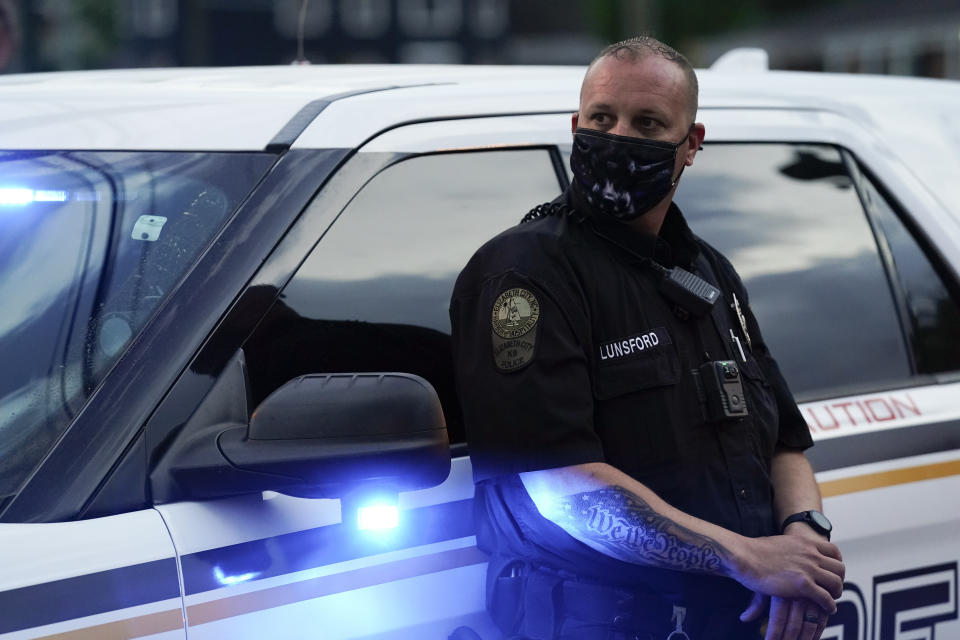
491;288;540;371
492;288;540;338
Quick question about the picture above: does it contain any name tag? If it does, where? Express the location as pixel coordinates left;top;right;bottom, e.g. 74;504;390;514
599;327;672;363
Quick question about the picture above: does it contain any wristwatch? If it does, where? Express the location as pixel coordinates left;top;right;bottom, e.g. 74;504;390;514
781;510;832;540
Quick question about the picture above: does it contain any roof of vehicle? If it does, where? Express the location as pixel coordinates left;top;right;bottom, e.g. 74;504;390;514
0;64;956;151
0;65;578;152
0;64;957;220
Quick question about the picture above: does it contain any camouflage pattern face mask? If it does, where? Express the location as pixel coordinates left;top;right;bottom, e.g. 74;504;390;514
570;127;689;221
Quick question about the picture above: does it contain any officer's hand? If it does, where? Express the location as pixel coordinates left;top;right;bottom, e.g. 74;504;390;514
733;535;844;614
765;596;828;640
739;590;767;623
740;593;830;640
767;523;838;639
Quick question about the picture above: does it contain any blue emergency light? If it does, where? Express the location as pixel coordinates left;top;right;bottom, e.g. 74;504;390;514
357;503;399;531
35;190;69;202
0;188;68;204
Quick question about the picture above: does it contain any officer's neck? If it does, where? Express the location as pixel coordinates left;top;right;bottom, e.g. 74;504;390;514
622;196;672;237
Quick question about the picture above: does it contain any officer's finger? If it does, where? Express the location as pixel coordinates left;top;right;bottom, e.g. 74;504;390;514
818;556;846;581
813;614;828;640
814;568;844;600
765;597;790;640
815;539;843;562
799;610;823;640
805;581;838;616
740;591;767;622
782;598;806;640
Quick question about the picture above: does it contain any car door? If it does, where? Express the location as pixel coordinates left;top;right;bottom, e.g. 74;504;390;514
666;108;960;639
0;513;184;640
0;148;342;640
151;114;573;640
0;150;278;640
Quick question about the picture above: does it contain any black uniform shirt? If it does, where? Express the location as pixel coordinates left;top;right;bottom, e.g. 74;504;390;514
450;191;812;594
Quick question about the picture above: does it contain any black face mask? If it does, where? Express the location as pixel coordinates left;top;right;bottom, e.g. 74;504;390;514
570;127;689;221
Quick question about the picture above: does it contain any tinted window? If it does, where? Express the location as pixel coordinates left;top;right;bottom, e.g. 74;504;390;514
858;166;960;374
244;149;563;443
0;151;274;505
674;144;910;398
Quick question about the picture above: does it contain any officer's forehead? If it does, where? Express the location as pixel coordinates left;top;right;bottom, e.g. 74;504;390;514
579;55;690;112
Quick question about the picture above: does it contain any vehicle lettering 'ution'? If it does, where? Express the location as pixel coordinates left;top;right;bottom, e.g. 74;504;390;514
804;393;920;431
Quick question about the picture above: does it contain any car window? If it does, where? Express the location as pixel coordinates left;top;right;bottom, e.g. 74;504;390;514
243;148;563;444
0;151;274;508
673;143;911;399
856;165;960;375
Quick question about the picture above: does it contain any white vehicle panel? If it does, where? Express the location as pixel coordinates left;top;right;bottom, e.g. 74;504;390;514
801;381;960;441
153;452;475;555
0;94;309;151
0;509;177;591
183;538;492;640
293;82;579;150
360;113;573;153
0;509;184;638
154;492;342;556
817;449;960;541
157;457;491;639
0;65;587;152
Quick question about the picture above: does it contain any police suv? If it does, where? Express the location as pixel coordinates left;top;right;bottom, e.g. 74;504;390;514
1;53;959;640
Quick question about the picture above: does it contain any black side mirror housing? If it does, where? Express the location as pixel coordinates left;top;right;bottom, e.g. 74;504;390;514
150;351;450;503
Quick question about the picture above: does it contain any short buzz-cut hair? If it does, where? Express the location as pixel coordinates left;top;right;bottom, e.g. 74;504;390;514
587;36;699;124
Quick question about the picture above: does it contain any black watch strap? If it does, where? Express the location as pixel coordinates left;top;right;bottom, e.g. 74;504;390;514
781;510;832;540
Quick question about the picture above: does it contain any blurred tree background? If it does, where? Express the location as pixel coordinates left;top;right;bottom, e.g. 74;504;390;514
2;0;958;78
590;0;837;45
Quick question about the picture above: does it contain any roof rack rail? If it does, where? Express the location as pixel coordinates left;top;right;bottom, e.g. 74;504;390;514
710;48;769;73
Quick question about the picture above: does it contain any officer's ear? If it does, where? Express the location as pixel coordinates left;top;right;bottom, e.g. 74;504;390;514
684;123;706;167
571;112;579;134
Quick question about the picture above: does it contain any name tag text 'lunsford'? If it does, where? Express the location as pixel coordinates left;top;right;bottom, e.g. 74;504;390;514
599;328;672;362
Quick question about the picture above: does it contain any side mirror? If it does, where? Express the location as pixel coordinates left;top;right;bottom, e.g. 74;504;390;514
150;351;450;503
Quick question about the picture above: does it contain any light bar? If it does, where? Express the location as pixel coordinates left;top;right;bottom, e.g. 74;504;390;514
0;188;69;205
35;190;68;202
0;188;35;205
357;504;399;531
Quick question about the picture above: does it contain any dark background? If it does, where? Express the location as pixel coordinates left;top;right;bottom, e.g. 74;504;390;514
1;0;959;77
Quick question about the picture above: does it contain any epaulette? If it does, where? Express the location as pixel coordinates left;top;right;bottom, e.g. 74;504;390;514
519;201;586;224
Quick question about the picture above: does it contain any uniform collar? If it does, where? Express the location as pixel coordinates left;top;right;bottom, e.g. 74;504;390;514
565;188;700;269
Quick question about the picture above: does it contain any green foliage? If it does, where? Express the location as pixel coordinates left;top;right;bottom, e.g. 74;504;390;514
74;0;119;67
656;0;844;44
587;0;623;43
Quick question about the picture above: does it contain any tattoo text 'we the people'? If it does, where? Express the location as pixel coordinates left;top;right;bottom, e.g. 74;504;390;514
556;486;728;574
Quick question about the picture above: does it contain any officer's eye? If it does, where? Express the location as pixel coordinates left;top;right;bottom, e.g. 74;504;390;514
638;117;660;130
590;113;612;126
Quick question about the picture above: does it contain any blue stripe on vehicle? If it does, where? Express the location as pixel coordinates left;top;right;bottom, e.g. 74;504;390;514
0;499;477;634
807;418;960;472
0;557;180;634
180;498;476;596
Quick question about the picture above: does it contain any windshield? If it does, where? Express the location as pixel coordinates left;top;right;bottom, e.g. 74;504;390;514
0;151;275;506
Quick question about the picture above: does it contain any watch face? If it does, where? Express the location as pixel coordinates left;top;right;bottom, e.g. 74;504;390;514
810;510;832;531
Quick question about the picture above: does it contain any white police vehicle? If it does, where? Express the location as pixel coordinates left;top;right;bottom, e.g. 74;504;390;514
1;55;959;640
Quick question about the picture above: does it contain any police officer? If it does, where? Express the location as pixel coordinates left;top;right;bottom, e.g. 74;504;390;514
450;37;844;640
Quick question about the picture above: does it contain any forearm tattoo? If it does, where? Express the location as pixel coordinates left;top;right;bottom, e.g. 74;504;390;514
553;486;729;574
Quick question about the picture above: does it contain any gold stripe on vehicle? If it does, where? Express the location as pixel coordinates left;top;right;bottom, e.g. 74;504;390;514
186;545;488;626
820;459;960;497
31;608;184;640
28;460;960;638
